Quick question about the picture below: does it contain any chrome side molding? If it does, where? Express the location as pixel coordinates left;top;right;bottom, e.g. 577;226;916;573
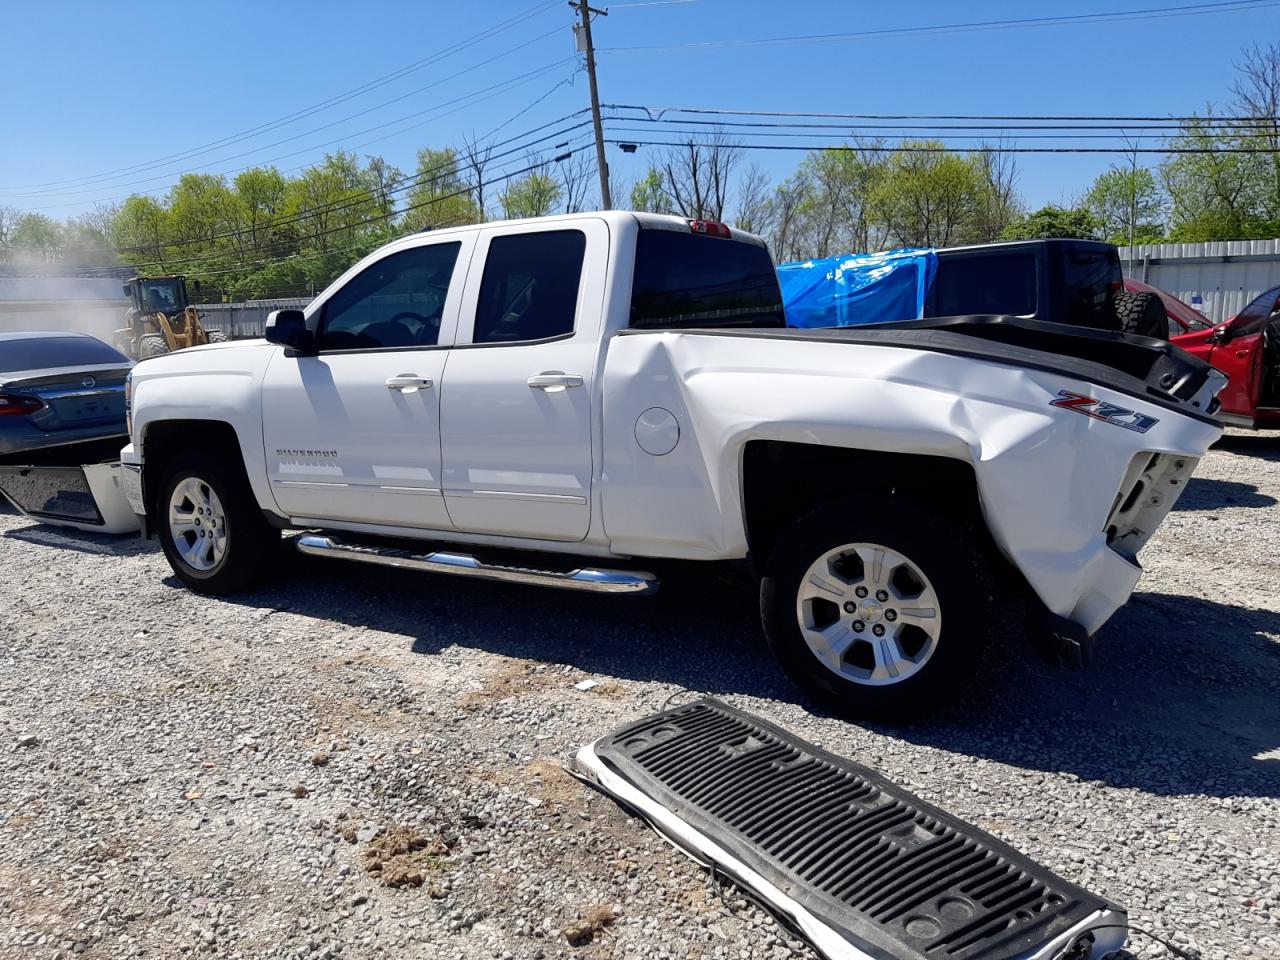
296;534;659;595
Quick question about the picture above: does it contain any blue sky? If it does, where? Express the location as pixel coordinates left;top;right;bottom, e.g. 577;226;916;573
0;0;1275;219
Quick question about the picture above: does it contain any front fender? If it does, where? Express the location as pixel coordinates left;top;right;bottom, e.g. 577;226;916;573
128;345;275;513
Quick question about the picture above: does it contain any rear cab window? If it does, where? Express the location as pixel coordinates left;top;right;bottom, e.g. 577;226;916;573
927;252;1037;318
630;228;784;329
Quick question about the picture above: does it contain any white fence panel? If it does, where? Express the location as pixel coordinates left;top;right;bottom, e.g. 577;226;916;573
1118;238;1280;324
196;298;311;339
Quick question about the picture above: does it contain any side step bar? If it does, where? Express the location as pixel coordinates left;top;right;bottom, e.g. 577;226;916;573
572;699;1126;960
296;534;658;595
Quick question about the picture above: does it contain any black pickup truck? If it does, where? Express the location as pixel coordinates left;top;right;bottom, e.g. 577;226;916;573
924;238;1168;339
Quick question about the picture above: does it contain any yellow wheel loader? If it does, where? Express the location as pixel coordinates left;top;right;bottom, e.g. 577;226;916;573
113;275;227;360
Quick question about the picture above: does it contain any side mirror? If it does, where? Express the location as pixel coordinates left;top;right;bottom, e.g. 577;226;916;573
1209;323;1231;344
122;283;131;297
192;279;202;294
265;310;314;353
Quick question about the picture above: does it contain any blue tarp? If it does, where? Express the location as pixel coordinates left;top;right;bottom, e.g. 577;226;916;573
777;248;937;328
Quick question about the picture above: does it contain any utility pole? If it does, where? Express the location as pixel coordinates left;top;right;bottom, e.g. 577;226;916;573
571;1;612;210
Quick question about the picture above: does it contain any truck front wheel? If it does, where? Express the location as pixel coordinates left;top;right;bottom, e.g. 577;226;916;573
157;452;279;594
760;497;991;721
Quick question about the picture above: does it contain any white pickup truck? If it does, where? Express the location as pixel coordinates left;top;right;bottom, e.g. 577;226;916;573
120;212;1225;718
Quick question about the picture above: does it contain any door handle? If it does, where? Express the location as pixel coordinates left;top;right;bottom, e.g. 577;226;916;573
386;375;433;392
527;373;584;392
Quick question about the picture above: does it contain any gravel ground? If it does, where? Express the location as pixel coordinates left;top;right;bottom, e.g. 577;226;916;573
1;431;1278;960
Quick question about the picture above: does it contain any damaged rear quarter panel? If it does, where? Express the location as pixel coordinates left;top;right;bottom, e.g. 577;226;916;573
600;331;1220;629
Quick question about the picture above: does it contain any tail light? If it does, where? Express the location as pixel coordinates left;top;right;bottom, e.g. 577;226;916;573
0;393;44;417
689;220;732;238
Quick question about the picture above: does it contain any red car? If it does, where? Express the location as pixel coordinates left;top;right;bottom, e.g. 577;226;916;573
1142;280;1280;430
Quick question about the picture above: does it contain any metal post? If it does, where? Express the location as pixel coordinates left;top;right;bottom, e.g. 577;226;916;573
572;1;612;210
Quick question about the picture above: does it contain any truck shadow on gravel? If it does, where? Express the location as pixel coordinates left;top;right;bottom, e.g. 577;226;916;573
203;548;1280;801
1171;476;1278;510
1214;432;1280;462
0;514;158;557
896;590;1280;800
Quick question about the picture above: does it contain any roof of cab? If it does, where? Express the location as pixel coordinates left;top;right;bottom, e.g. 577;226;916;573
400;210;767;248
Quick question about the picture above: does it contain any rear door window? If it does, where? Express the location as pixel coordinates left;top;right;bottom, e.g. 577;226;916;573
472;231;586;344
928;253;1036;317
630;229;784;329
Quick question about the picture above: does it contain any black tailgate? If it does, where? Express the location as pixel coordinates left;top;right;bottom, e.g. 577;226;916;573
589;699;1123;960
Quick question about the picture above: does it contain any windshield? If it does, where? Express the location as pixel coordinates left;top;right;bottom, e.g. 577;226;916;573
630;229;785;329
0;336;130;374
139;279;185;313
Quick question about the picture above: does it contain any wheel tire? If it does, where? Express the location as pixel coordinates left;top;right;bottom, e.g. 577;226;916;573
206;331;230;344
156;452;280;594
760;496;991;722
1112;290;1169;340
138;333;171;358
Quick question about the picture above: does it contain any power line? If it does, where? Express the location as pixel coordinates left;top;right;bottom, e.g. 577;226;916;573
605;116;1280;133
598;0;1280;52
608;126;1204;141
136;142;594;276
606;137;1280;154
0;0;563;193
89;117;597;259
21;69;586;214
604;103;1280;124
4;35;575;203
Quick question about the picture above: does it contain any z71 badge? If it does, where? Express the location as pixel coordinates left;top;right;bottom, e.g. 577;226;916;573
1049;390;1159;434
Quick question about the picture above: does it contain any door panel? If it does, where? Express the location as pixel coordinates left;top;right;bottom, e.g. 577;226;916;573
1200;286;1280;418
261;236;473;527
1211;333;1264;417
262;350;452;526
439;220;607;541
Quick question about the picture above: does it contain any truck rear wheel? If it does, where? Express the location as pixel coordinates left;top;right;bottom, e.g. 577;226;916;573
157;452;279;594
760;496;991;721
1112;290;1168;340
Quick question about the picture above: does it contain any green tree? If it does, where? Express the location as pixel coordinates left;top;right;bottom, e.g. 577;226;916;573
115;195;170;267
795;145;884;256
867;142;990;248
8;212;63;261
1161;115;1274;240
232;167;289;261
364;155;405;219
629;167;669;213
1085;166;1165;245
1159;45;1280;240
499;167;561;219
1000;205;1101;241
401;148;480;232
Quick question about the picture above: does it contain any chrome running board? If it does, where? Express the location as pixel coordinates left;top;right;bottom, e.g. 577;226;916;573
296;534;658;595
